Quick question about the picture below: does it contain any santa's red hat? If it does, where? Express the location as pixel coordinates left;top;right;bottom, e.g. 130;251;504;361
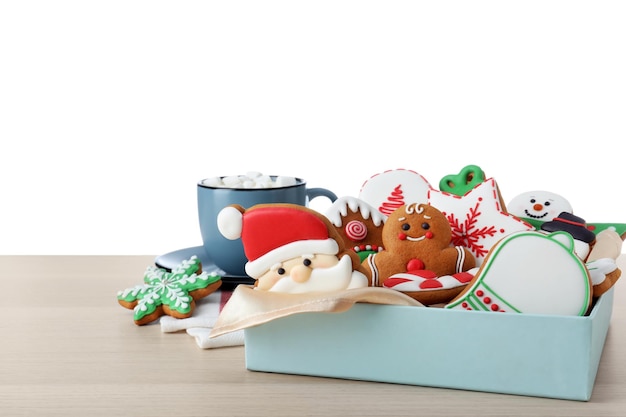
217;204;339;278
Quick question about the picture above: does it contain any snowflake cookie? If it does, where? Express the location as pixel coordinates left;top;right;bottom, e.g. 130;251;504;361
117;255;222;325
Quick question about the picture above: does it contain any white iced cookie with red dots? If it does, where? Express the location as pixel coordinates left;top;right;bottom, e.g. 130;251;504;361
445;230;592;316
427;178;535;266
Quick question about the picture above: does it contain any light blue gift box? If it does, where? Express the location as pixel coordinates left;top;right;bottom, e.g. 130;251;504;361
244;288;614;401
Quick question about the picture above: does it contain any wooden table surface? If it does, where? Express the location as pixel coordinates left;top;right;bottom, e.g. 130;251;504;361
2;255;626;417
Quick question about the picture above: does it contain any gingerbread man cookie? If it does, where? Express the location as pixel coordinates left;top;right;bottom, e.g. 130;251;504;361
362;203;477;305
117;256;222;325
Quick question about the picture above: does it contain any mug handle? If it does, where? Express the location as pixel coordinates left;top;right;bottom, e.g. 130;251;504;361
306;187;338;204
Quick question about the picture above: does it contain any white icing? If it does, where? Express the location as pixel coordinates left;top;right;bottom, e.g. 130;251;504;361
586;258;618;286
384;267;479;292
266;254;367;293
446;231;591;316
324;196;387;227
217;206;244;240
507;190;573;222
358;169;432;215
428;178;535;266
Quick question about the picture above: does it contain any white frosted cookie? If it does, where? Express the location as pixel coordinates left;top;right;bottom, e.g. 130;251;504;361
445;230;592;316
359;169;433;216
428;178;535;266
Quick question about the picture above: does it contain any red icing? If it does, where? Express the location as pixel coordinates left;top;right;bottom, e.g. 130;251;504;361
420;279;443;289
425;231;433;239
379;185;405;216
242;206;329;262
398;232;407;240
453;272;474;284
491;304;500;312
383;277;412;287
408;269;437;279
406;259;425;271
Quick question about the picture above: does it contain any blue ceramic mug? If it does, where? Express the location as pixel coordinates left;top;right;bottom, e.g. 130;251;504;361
198;176;337;277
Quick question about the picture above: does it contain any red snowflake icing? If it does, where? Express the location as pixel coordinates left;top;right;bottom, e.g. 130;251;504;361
446;198;498;259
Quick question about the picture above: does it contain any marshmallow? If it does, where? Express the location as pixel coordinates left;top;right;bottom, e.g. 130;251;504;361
203;173;298;189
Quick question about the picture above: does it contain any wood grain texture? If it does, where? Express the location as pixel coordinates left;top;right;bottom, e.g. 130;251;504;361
1;255;625;416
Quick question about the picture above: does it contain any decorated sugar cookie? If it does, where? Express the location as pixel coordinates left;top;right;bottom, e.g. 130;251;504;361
428;178;535;266
508;190;626;238
117;256;222;325
325;196;387;262
358;169;433;216
507;190;574;229
438;164;486;196
586;228;623;297
218;203;369;293
362;202;477;305
445;231;592;316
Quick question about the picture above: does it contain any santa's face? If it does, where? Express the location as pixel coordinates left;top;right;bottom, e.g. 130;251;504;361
256;253;364;293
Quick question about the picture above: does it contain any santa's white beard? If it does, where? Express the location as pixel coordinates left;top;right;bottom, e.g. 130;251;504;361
269;255;368;294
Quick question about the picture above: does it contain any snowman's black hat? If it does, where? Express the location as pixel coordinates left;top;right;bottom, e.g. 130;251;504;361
540;212;596;243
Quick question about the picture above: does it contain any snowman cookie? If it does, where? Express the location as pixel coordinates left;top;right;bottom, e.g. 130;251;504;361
507;190;574;229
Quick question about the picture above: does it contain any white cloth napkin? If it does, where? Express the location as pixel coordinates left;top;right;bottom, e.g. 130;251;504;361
160;289;244;349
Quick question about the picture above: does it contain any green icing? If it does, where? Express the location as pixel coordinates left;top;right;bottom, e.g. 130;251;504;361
586;222;626;238
117;255;221;322
439;164;486;196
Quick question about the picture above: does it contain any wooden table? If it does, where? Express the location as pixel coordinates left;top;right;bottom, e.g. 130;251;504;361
2;255;626;416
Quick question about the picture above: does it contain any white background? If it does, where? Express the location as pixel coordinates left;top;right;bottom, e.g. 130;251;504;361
1;1;624;255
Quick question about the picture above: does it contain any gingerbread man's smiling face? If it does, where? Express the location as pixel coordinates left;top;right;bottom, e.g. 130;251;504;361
384;203;452;252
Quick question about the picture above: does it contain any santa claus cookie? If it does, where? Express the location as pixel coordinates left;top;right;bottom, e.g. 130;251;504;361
217;203;369;293
445;230;592;316
325;196;387;263
362;202;477;305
